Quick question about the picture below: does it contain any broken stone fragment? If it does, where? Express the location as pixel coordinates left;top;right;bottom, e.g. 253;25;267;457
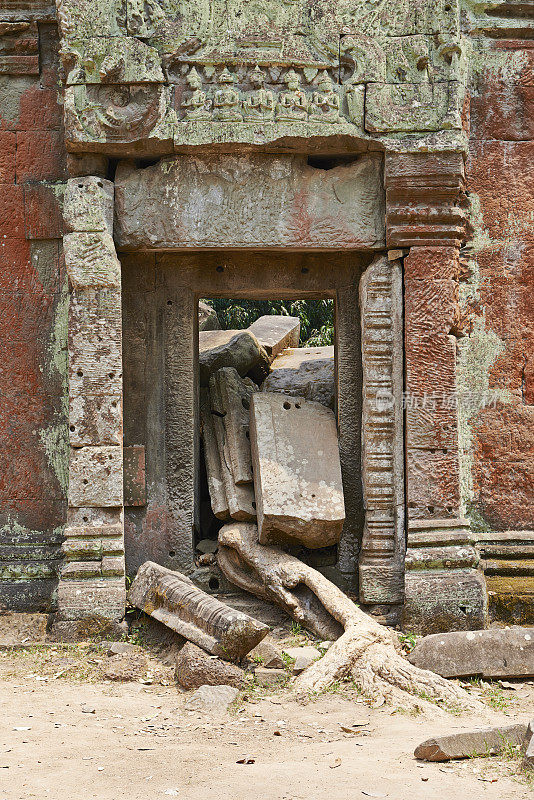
208;374;256;521
282;646;321;674
198;301;220;331
200;389;230;520
248;639;285;669
175;642;245;689
262;346;335;409
128;561;269;660
210;367;256;485
247;315;300;359
183;684;240;713
414;724;528;761
249;393;345;549
408;627;534;678
523;721;534;771
199;329;270;386
63;176;114;234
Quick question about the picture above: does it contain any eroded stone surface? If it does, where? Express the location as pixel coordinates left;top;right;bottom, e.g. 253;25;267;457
210;368;256;486
262;346;335;410
199;329;269;387
175;642;245;689
247;315;300;359
198;301;219;331
63;176;114;233
183;684;239;713
408;627;534;678
414;724;527;762
250;392;345;549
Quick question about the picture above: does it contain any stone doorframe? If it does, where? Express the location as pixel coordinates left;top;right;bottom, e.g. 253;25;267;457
53;149;487;637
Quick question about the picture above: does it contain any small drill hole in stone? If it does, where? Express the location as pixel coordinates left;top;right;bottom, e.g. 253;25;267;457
108;372;115;379
167;300;172;306
301;267;309;274
216;265;224;273
295;403;301;409
70;425;75;432
252;501;256;509
77;370;83;377
245;430;250;439
83;479;88;485
83;516;88;522
241;398;249;410
208;577;220;591
169;550;176;558
283;401;291;409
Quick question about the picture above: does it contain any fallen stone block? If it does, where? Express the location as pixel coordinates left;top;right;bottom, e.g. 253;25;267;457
250;392;345;548
209;375;256;521
210;368;256;485
106;641;141;657
247;315;300;359
200;389;230;520
408;627;534;678
184;684;239;713
282;646;321;674
199;329;270;386
253;667;288;687
414;724;528;761
175;642;245;689
128;561;269;660
198;301;220;331
523;721;534;771
102;653;148;682
248;639;285;669
262;346;335;409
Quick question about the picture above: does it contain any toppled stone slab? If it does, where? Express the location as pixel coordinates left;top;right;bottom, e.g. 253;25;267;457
247;316;300;359
210;368;256;485
128;561;269;660
209;375;256;521
102;652;149;682
414;724;527;761
250;393;345;549
253;667;288;687
200;389;230;520
175;642;245;690
262;346;335;409
282;646;321;674
199;330;270;386
523;721;534;771
199;301;220;331
408;627;534;678
184;684;240;713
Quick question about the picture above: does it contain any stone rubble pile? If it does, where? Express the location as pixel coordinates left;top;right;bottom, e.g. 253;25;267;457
199;312;344;551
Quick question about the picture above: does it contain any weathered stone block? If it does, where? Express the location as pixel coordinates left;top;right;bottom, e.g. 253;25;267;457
415;725;528;762
523;721;534;771
366;82;461;133
250;392;345;549
403;570;487;635
200;389;230;520
123;444;146;506
56;577;126;622
68;446;123;507
210;367;256;485
175;642;245;689
247;315;300;359
198;301;219;331
408;627;534;678
199;329;269;387
183;684;239;713
69;393;122;446
128;561;269;660
262;346;335;410
63;232;121;290
63;176;114;234
68;289;122;396
114;154;385;250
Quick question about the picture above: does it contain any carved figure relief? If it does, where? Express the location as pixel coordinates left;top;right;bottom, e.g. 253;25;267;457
182;67;211;121
275;69;308;122
213;67;243;121
309;71;340;123
242;66;275;122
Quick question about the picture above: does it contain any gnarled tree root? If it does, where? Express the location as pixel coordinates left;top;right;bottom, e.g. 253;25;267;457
217;523;482;711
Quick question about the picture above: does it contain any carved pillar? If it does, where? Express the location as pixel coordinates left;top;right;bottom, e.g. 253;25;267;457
52;177;126;637
359;255;405;608
385;151;487;633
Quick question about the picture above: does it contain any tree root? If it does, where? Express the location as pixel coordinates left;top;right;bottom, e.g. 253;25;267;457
217;523;482;711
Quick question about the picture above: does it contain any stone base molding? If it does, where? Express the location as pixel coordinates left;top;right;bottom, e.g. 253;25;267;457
52;176;126;632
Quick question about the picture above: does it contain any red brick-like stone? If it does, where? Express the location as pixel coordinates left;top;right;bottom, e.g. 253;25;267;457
404;247;461;281
0;131;16;182
18;86;63;131
16;130;67;182
0;184;25;238
23;183;64;240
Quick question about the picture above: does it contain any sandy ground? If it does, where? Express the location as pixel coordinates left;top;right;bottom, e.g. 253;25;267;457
0;645;532;800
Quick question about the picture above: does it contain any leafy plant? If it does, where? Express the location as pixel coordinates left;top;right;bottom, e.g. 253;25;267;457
204;298;334;347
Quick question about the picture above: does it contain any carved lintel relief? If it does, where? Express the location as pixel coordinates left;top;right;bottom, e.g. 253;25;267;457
55;0;468;152
359;255;405;606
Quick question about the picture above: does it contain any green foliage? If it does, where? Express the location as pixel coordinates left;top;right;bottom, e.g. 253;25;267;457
204;298;334;347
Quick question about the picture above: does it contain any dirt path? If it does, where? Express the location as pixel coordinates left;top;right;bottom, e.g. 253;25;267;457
0;648;532;800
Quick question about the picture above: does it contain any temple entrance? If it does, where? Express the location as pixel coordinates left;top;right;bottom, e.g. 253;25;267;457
121;251;370;595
